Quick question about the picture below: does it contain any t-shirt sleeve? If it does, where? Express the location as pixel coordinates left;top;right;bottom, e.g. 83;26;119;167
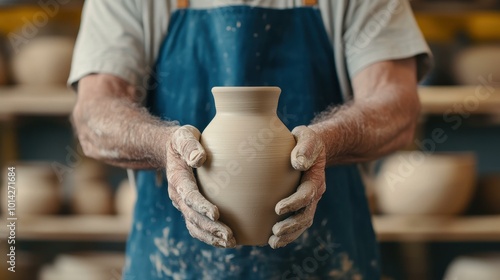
343;0;432;81
68;0;145;89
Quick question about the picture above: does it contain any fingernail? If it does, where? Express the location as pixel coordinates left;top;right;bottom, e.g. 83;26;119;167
189;150;201;162
296;155;306;167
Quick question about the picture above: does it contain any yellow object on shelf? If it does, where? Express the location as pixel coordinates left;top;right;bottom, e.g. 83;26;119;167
467;13;500;42
0;5;81;36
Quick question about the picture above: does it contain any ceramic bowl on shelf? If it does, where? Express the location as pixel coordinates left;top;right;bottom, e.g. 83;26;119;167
12;36;74;86
375;151;477;215
453;45;500;85
1;162;62;215
71;180;114;215
444;253;500;280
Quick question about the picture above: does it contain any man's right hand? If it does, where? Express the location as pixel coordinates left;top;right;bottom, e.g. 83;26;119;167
166;125;236;248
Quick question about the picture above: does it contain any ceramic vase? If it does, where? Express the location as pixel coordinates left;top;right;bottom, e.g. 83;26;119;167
1;162;61;215
196;87;301;246
375;152;476;215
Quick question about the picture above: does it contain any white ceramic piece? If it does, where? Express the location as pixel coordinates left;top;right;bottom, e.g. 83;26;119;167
444;253;500;280
12;36;74;85
453;45;500;85
375;152;476;215
196;86;301;245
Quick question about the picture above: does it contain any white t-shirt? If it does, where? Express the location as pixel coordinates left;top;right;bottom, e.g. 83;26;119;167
69;0;431;99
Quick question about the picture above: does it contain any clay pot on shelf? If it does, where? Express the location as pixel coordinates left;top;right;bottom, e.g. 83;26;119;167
196;87;301;246
444;253;500;280
1;162;62;215
12;36;74;86
115;179;136;217
453;45;500;85
375;151;476;215
476;174;500;214
71;180;113;215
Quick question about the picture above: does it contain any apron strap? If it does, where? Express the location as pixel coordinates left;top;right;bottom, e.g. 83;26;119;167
302;0;318;6
177;0;189;9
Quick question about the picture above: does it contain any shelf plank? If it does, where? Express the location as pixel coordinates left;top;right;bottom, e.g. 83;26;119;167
3;215;500;242
1;215;131;241
373;215;500;242
0;86;76;116
419;86;500;115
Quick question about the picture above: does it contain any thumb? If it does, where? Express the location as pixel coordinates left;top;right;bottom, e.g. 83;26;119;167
290;126;324;171
170;125;207;168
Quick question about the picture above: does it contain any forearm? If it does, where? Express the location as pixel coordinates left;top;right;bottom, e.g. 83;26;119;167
309;58;420;166
72;74;178;169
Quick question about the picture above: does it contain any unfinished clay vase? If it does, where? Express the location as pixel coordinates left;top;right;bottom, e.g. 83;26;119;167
197;87;300;246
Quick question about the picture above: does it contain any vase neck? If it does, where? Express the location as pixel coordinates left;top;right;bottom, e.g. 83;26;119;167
212;87;281;115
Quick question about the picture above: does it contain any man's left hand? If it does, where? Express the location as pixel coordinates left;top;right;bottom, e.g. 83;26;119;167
269;126;326;249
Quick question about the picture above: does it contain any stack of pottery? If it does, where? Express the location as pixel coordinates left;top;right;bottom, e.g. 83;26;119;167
39;252;125;280
1;162;62;216
375;152;477;215
115;178;136;217
444;253;500;280
71;159;113;215
12;36;74;86
196;87;300;245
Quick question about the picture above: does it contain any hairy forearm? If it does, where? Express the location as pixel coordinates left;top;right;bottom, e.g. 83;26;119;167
309;58;420;166
72;74;178;169
309;89;419;166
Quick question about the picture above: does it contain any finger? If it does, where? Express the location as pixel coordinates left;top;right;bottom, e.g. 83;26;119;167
290;126;324;171
272;204;317;237
186;220;236;248
178;199;234;244
167;147;219;221
268;226;308;249
171;125;206;168
275;181;316;215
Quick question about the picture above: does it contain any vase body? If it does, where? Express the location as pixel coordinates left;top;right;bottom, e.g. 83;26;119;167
196;87;300;246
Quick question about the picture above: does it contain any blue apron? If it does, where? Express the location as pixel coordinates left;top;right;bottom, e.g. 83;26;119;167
124;3;380;279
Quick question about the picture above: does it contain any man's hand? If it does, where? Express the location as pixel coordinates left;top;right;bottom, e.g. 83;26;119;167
269;126;326;249
166;125;236;248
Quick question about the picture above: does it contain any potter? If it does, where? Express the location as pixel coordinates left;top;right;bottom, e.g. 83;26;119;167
70;0;431;278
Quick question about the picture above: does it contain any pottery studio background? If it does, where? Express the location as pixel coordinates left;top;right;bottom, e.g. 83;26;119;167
0;0;500;279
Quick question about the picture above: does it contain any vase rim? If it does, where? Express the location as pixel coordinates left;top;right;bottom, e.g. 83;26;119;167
212;86;281;94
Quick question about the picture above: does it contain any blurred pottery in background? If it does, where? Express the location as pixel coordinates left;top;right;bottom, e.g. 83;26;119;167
453;45;500;85
115;179;136;217
0;34;8;85
444;253;500;280
39;252;125;280
375;152;476;215
12;36;74;85
475;174;500;214
197;87;300;246
1;162;62;215
71;160;113;215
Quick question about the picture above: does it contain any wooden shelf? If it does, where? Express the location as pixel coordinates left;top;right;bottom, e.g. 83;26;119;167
1;215;131;241
419;86;500;115
3;215;500;242
373;215;500;242
0;86;76;116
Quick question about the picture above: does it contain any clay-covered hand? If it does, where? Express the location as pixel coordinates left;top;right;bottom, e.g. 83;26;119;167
269;126;326;249
166;125;236;248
